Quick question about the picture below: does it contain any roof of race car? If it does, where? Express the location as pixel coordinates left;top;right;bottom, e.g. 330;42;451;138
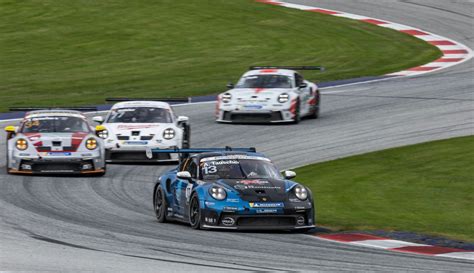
24;110;86;119
111;101;172;110
242;69;296;78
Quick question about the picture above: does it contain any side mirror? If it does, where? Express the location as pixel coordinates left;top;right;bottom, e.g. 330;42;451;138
226;82;234;89
298;82;308;89
177;116;189;125
177;171;192;181
95;125;106;132
92;116;104;124
5;125;17;140
4;125;17;133
283;170;296;179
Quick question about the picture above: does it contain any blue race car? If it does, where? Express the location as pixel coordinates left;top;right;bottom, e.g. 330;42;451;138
152;148;315;230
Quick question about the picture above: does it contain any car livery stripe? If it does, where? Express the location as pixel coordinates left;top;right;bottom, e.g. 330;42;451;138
313;233;474;261
289;98;297;115
255;1;473;78
71;132;89;151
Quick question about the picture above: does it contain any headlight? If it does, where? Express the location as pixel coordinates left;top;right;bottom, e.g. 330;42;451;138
278;93;290;103
16;139;28;150
85;138;98;150
163;128;175;140
97;129;108;139
221;93;232;103
209;186;227;200
294;185;308;201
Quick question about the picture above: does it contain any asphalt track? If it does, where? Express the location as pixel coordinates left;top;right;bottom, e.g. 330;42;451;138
1;1;473;271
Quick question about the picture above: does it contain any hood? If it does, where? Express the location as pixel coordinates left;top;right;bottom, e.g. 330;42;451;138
216;178;288;202
24;132;89;152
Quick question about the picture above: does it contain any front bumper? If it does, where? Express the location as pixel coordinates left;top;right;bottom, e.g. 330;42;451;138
216;110;294;123
200;202;315;230
9;158;105;175
105;145;179;163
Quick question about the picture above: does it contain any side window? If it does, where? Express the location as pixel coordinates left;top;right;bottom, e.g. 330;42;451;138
185;160;197;178
295;73;303;87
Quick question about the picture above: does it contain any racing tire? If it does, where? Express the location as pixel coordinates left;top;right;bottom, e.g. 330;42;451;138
182;124;191;149
292;99;301;124
154;184;168;223
308;93;320;119
189;193;201;229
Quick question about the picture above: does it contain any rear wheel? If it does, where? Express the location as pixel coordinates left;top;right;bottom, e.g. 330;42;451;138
189;193;201;229
308;93;320;119
154;185;168;223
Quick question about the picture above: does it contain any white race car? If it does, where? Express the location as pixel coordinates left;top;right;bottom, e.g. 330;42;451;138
4;110;106;175
216;66;323;124
93;101;190;163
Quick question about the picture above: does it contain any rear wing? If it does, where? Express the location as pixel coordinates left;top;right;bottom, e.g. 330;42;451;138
9;107;98;112
106;97;191;103
249;66;325;71
149;147;257;161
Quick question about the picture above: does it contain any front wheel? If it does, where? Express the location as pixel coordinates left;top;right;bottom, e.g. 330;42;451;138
189;193;201;229
292;99;301;124
154;185;168;223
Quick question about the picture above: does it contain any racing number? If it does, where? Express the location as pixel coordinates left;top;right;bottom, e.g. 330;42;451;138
203;165;217;174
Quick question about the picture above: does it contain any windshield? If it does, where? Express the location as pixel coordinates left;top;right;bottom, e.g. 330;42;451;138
106;107;172;123
199;157;282;180
21;116;90;133
236;75;293;89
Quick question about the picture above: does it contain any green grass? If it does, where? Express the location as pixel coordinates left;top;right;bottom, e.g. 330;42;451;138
0;0;441;111
295;136;474;242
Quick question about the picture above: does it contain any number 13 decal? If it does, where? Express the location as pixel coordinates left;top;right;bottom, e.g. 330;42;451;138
203;165;217;174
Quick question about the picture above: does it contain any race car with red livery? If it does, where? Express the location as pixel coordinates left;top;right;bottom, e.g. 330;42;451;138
152;147;315;231
216;66;324;124
4;109;106;175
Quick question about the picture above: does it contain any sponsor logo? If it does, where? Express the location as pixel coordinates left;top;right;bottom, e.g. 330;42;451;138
227;198;240;203
237;180;268;185
125;141;148;145
205;160;239;166
117;124;159;130
296;216;305;226
256;209;277;214
205;201;216;206
47;152;72;156
244;104;263;110
223;206;238;212
234;185;248;190
221;217;235;226
201;155;271;162
249;202;284;208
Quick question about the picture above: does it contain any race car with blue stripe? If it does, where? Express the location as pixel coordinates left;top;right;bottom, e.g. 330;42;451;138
152;148;315;230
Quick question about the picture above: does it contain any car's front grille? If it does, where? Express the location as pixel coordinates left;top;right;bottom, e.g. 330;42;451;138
140;135;153;140
20;159;94;173
117;135;129;140
237;216;295;227
224;111;283;122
